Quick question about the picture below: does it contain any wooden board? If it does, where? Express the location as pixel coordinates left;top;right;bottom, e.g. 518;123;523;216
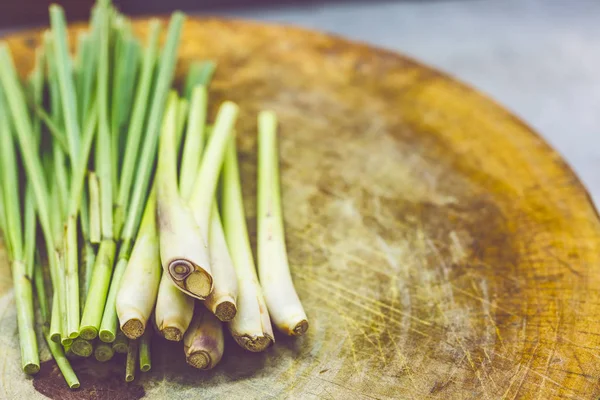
2;17;600;399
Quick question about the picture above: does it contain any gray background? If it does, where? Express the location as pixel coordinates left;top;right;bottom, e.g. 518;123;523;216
212;0;600;206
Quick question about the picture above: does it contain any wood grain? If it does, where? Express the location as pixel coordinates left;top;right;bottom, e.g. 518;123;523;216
1;17;600;399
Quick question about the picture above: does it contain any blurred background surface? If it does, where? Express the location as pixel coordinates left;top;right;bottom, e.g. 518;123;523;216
1;0;599;205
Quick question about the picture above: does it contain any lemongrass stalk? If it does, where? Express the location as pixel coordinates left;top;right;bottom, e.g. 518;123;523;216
155;274;194;341
100;12;185;345
113;330;128;354
80;239;116;340
176;98;189;144
179;86;208;199
183;306;224;369
139;327;152;372
49;5;81;165
0;90;39;373
34;261;50;325
114;20;161;233
89;172;101;244
187;102;238;311
98;256;127;343
43;328;80;389
53;145;69;218
125;339;138;382
183;61;216;99
71;338;93;358
157;93;213;299
64;217;80;339
81;243;96;308
204;203;238;321
29;48;44;140
222;140;274;352
12;261;39;374
0;94;23;258
23;188;36;279
94;341;114;362
49;293;61;343
116;188;160;339
188;101;238;239
96;2;114;241
257;111;308;335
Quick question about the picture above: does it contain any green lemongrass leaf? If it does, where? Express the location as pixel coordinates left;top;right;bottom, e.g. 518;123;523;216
88;172;101;244
184;61;216;99
120;13;185;242
111;30;141;180
189;101;239;237
179;86;208;199
23;187;36;278
34;107;69;153
49;5;81;165
53;145;69;219
67;103;98;216
96;3;114;239
116;20;161;232
29;48;45;141
0;87;23;259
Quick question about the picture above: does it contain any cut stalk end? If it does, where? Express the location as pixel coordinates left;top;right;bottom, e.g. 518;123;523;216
184;270;212;298
23;362;40;375
79;325;98;340
50;332;61;343
186;351;210;369
61;337;73;347
233;334;274;353
122;318;144;340
71;338;93;357
94;342;114;362
99;329;116;343
293;319;309;336
214;299;237;322
162;327;184;342
168;260;193;281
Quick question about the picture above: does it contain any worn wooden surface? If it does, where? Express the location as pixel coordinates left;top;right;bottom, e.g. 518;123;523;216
1;17;600;400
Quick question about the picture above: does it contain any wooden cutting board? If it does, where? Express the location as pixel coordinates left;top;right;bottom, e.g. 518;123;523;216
1;17;600;400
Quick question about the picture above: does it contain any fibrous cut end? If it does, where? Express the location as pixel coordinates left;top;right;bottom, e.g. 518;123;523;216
185;270;212;298
162;327;184;342
122;319;144;339
233;334;274;353
186;351;210;369
214;300;237;322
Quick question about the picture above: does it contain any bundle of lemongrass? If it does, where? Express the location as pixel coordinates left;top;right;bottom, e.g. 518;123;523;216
0;0;307;389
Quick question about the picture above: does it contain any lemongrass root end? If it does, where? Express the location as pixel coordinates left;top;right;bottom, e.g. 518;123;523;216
186;351;211;369
233;334;274;352
162;327;184;342
292;319;309;336
122;319;144;340
214;301;237;322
